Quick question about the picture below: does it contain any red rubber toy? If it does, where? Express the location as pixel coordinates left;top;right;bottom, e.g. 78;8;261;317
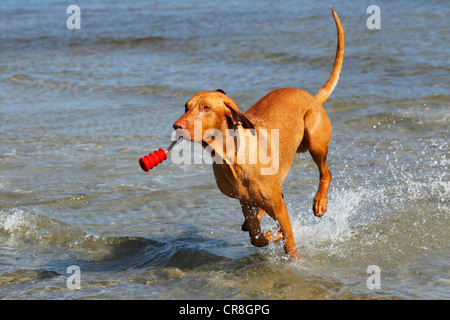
139;148;167;172
139;138;180;172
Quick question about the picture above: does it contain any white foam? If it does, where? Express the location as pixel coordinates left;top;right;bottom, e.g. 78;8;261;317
290;188;365;246
0;208;33;234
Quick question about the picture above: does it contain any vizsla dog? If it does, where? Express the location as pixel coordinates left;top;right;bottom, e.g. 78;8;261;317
172;9;344;260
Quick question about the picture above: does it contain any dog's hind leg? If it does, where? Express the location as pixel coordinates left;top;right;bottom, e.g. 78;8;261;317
304;108;332;217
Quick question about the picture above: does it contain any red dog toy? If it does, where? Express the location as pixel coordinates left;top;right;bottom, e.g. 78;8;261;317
139;138;180;172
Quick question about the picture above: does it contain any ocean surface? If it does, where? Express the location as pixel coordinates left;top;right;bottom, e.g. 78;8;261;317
0;0;448;299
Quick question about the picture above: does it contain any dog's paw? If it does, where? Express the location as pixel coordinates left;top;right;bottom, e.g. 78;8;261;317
250;233;270;247
313;197;328;217
264;229;282;242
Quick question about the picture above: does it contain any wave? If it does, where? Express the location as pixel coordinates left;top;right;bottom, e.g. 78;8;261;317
5;73;106;93
0;208;228;272
0;208;94;245
4;73;190;98
88;35;167;49
1;34;168;53
115;84;193;98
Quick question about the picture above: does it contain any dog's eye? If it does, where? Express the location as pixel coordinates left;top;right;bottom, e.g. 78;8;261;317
203;106;211;111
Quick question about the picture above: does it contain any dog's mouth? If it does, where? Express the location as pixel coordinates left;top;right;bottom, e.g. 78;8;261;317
174;128;204;143
169;136;183;148
174;128;191;140
201;130;218;142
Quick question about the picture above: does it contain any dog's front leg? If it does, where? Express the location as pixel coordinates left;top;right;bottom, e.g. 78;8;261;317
241;208;265;231
264;196;300;260
240;202;270;248
241;208;282;243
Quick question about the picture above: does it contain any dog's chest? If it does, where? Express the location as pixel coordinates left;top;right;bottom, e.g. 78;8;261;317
212;163;252;199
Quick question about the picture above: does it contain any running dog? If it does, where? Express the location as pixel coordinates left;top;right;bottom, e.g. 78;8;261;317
172;8;344;260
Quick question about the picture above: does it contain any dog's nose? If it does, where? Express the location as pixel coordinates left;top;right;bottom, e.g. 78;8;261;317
173;120;185;130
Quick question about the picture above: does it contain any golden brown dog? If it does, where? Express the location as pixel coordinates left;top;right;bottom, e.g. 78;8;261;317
173;9;344;260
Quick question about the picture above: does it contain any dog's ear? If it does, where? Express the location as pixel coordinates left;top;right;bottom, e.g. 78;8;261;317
224;99;254;129
216;89;226;95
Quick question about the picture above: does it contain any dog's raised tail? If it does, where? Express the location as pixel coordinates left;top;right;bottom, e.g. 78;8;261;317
314;7;344;105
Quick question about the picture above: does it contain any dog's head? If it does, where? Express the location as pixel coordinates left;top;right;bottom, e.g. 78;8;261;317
173;89;254;142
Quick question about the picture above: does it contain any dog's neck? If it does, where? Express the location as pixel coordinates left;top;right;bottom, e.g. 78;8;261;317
202;126;252;198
